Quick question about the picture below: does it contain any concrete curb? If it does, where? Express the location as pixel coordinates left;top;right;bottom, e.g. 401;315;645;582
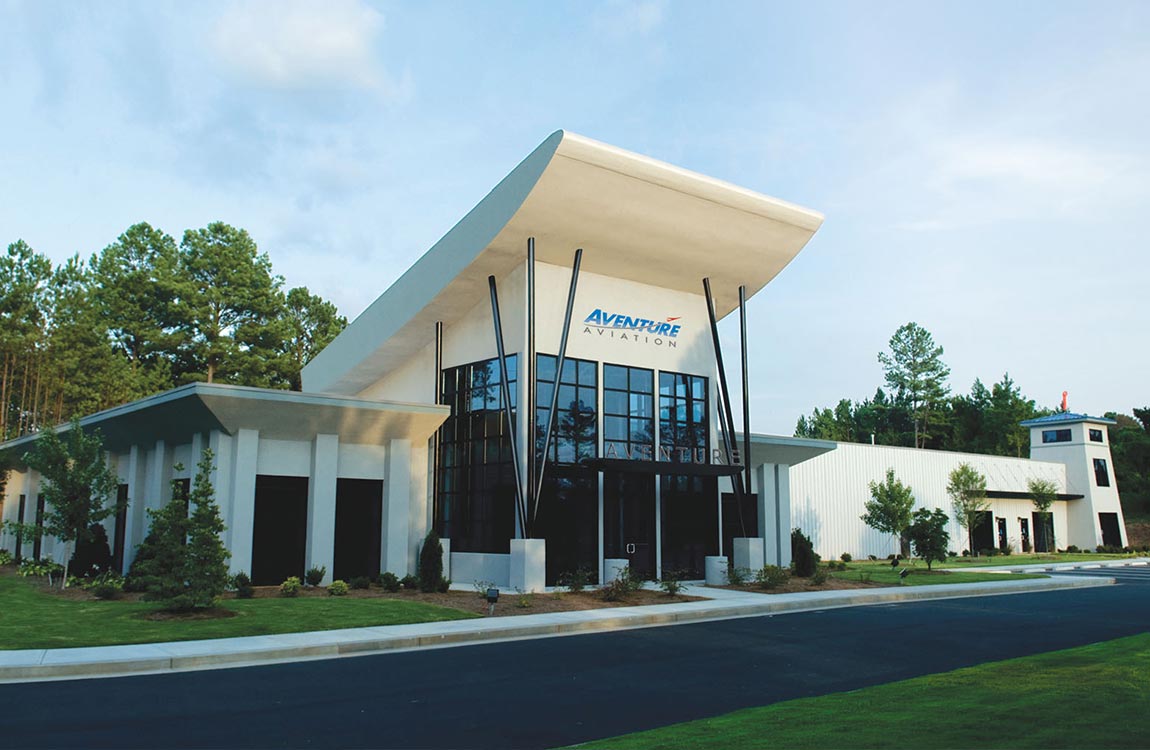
0;574;1112;683
958;557;1150;575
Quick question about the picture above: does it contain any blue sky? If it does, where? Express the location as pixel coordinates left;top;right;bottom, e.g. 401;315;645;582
2;1;1147;434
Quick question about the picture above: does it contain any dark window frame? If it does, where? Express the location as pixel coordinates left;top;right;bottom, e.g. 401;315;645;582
1094;458;1111;487
1089;428;1104;443
1042;429;1072;444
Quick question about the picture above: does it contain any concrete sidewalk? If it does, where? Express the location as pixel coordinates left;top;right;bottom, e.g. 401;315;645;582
0;572;1115;683
955;557;1150;574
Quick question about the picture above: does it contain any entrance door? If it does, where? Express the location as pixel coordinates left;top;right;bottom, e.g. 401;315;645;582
1099;513;1122;548
996;517;1008;550
1019;517;1031;553
1033;512;1054;553
971;510;994;554
603;472;656;579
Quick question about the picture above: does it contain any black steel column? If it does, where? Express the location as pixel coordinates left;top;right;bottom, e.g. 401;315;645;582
739;285;752;501
534;248;583;526
488;275;528;538
526;239;536;537
703;277;747;537
432;320;444;531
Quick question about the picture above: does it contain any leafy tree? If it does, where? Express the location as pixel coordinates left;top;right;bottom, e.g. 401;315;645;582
862;469;916;556
279;287;347;391
1107;409;1150;519
907;507;950;570
419;530;443;593
21;421;122;587
90;222;182;384
176;223;285;385
135;449;230;611
878;322;951;449
948;463;989;556
1028;478;1059;553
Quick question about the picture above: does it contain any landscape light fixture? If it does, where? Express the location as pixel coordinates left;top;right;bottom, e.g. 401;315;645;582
486;587;499;616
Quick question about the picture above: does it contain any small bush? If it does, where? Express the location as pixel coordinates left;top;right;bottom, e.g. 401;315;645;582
660;570;687;597
1066;545;1080;553
791;528;820;577
419;531;444;593
867;554;877;561
280;576;302;597
755;565;789;589
981;548;997;558
727;565;751;587
948;550;958;558
0;549;12;566
85;571;124;600
304;566;326;587
401;574;418;590
811;567;829;586
350;576;371;590
599;577;631;602
840;553;852;563
328;580;349;596
1082;548;1093;554
232;572;254;599
827;560;847;572
379;572;401;592
437;577;451;593
961;549;970;557
514;587;531;608
558;568;593;593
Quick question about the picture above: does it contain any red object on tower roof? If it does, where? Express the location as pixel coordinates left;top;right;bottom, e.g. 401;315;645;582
1061;391;1069;412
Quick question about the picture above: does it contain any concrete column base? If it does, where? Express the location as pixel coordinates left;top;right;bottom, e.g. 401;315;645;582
705;556;728;585
733;537;765;572
603;558;629;583
509;538;546;593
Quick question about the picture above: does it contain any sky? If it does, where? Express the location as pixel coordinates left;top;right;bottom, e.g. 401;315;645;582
1;1;1147;435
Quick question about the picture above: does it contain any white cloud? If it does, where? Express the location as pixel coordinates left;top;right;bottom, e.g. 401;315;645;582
211;0;392;92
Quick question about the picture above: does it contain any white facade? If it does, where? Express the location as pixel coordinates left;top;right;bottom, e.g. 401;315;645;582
789;413;1128;559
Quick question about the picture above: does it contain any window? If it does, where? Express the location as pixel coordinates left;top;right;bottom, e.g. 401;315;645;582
1042;429;1071;444
603;363;655;460
659;371;709;461
536;354;597;465
1089;428;1104;443
1094;458;1110;487
436;355;518;553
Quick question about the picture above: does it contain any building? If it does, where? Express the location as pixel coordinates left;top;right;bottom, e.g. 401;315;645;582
0;131;1128;589
790;412;1127;560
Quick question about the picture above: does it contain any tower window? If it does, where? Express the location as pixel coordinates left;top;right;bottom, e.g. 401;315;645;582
1094;458;1110;487
1042;429;1071;444
1089;428;1104;443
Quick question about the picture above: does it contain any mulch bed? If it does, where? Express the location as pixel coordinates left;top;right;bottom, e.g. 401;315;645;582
715;576;880;595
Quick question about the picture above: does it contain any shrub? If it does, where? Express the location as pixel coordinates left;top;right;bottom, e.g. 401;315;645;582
558;567;593;593
379;572;401;592
400;574;418;590
840;553;852;563
514;587;531;608
948;550;958;558
69;523;114;580
19;559;64;578
827;560;847;572
305;566;326;587
438;577;451;593
599;578;631;602
472;579;497;599
280;576;301;597
350;576;371;590
1082;548;1093;554
727;565;751;587
961;549;970;557
660;570;687;597
328;580;349;596
85;571;124;600
419;531;444;593
0;549;12;566
755;565;789;589
867;554;877;561
791;528;820;577
1066;545;1080;553
811;567;829;586
231;572;254;599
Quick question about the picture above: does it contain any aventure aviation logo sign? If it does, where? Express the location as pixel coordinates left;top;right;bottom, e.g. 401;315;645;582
582;309;682;348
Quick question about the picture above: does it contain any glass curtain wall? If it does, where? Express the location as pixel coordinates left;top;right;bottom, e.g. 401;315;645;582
534;354;599;584
436;355;518;553
659;371;718;578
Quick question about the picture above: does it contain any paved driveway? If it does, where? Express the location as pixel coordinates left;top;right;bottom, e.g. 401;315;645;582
1;570;1147;749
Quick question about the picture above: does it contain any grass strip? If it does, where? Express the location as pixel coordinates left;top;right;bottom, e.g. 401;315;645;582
576;632;1150;749
0;575;476;650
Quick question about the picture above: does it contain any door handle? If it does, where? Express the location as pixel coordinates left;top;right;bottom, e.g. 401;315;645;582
626;543;636;554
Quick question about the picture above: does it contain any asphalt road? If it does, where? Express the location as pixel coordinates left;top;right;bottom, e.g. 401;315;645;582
2;569;1148;749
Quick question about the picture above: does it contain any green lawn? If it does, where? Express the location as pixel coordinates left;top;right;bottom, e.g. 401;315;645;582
576;632;1150;749
830;566;1045;587
937;552;1140;567
0;574;477;650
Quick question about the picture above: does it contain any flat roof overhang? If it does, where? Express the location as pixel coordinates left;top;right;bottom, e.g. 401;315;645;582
744;433;837;467
0;383;450;468
986;490;1083;502
303;130;824;396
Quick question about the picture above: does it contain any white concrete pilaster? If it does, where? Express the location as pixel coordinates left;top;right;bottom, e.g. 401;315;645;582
307;434;338;584
383;439;412;576
229;429;259;575
509;538;546;593
208;431;234;553
122;445;146;572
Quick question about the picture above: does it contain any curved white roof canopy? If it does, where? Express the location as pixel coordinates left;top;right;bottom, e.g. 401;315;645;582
303;130;824;395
